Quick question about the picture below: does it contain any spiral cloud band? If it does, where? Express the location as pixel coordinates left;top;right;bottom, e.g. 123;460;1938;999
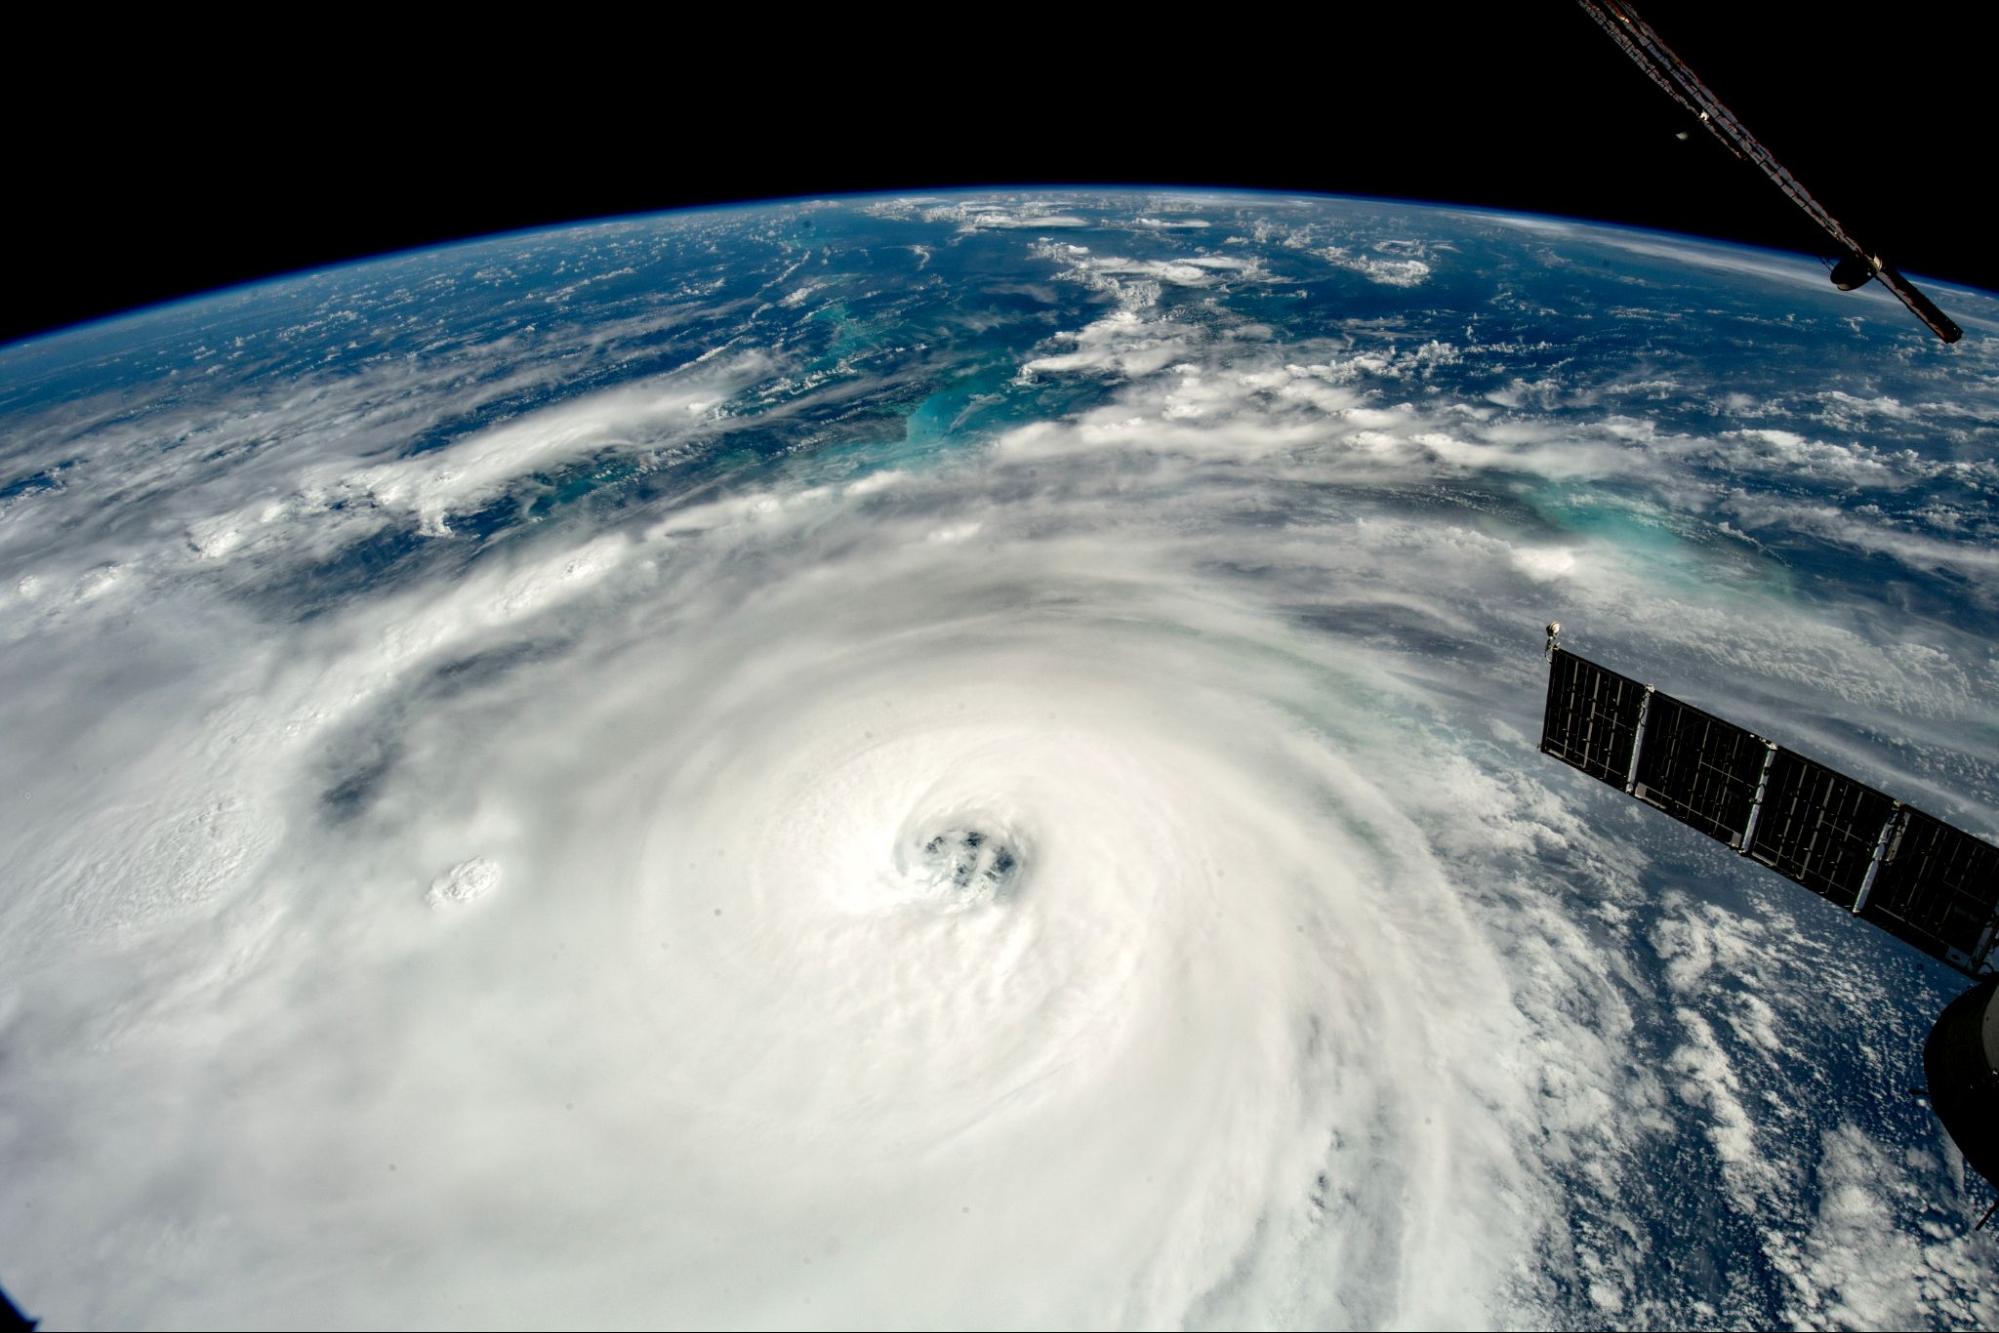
1;193;1995;1328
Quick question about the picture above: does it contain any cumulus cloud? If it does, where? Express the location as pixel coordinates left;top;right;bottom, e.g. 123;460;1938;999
1017;310;1201;379
1317;242;1434;287
919;198;1092;231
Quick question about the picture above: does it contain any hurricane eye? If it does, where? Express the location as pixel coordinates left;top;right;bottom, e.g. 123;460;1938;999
910;823;1024;902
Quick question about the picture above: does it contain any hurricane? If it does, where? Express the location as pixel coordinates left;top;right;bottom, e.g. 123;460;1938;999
1;191;1995;1329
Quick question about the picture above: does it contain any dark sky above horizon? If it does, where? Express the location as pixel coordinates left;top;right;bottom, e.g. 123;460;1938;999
6;5;1992;347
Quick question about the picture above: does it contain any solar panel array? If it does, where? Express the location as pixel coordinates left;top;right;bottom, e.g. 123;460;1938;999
1540;647;1999;977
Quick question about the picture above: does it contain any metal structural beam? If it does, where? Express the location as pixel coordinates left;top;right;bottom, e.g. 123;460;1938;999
1540;645;1998;976
1576;0;1963;344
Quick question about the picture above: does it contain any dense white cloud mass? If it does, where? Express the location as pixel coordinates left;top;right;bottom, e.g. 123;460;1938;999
0;192;1996;1329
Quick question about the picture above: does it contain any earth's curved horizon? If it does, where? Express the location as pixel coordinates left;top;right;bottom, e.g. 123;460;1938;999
17;190;1995;356
1;188;1995;1329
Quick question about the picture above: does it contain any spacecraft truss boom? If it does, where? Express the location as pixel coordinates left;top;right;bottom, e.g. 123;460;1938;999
1576;0;1963;343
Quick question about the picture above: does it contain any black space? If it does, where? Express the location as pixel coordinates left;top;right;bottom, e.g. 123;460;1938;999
5;5;1993;347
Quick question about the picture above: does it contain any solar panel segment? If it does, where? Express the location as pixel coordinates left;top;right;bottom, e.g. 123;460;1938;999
1630;693;1769;848
1539;647;1997;976
1865;811;1999;974
1540;649;1647;789
1742;750;1896;910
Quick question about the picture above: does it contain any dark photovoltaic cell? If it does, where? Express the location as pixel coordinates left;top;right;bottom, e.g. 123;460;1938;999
1864;811;1999;973
1631;694;1767;848
1539;647;1997;977
1539;649;1646;789
1743;750;1895;909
